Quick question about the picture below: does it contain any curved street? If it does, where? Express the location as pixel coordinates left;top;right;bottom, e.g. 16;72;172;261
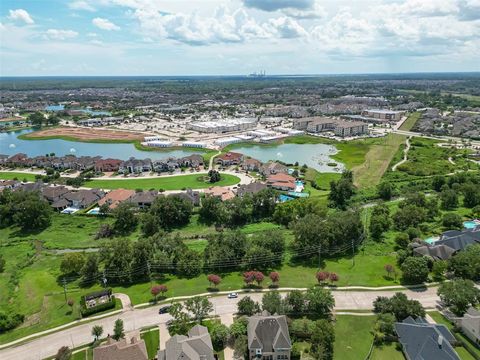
0;285;440;360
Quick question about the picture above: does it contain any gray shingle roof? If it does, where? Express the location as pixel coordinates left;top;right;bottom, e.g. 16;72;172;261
248;314;291;352
159;325;214;360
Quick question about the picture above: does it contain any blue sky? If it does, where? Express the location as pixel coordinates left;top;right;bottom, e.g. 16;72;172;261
1;0;479;76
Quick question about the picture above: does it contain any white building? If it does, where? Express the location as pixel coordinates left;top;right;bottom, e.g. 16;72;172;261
143;140;173;148
214;137;243;147
182;141;207;148
187;118;256;133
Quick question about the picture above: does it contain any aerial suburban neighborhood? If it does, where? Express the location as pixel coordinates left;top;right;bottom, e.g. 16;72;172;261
1;1;480;360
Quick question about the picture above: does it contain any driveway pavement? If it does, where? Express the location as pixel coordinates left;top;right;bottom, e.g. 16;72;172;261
0;286;440;360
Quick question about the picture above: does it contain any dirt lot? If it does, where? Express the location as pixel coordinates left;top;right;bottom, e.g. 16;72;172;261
24;127;145;141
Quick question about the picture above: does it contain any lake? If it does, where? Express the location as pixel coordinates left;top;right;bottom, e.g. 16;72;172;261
0;129;199;160
233;143;345;172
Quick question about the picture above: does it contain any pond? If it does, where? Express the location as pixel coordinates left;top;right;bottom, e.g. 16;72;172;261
45;104;111;116
232;143;345;172
0;128;200;160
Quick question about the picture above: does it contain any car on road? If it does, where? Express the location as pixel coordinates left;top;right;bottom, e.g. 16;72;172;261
227;292;238;299
158;305;171;314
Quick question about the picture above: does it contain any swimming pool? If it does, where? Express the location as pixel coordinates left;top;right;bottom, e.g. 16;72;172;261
424;237;439;245
279;194;294;202
87;207;100;215
464;220;480;229
294;180;304;193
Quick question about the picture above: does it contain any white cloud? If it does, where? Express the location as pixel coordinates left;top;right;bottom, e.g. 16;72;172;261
266;17;307;38
8;9;34;24
282;2;327;19
242;0;315;12
92;17;120;31
44;29;79;40
69;1;96;12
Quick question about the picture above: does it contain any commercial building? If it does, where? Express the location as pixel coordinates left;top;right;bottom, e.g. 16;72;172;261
306;118;337;133
362;109;405;121
187;117;256;133
214;137;243;147
182;141;206;148
334;120;368;137
142;140;173;148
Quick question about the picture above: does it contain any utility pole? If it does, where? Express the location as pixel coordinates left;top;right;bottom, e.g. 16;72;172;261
62;278;67;302
147;261;152;286
102;271;107;288
351;239;355;267
318;245;322;270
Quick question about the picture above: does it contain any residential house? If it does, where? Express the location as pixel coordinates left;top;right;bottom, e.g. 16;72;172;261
242;158;262;172
94;158;122;173
414;228;480;261
204;186;235;201
266;173;296;191
395;316;460;360
216;152;244;167
128;190;159;209
152;158;179;173
260;161;288;176
236;182;268;197
179;154;204;168
458;307;480;344
63;189;105;209
170;188;200;206
119;158;152;174
41;185;70;204
73;156;101;171
93;335;148;360
157;324;214;360
98;189;136;209
248;312;292;360
7;153;28;166
0;180;21;191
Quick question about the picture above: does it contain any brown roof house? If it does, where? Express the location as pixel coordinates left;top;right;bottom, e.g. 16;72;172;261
98;189;136;209
266;173;296;191
157;324;214;360
248;312;292;360
216;152;244;167
128;190;159;209
204;186;235;201
95;158;122;173
260;161;288;176
242;158;262;172
93;335;148;360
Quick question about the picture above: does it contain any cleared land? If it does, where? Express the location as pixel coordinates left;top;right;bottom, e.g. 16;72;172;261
19;127;145;142
399;111;422;131
85;173;240;190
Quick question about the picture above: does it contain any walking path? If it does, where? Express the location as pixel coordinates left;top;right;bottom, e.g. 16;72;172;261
391;136;411;171
219;313;234;360
0;285;441;359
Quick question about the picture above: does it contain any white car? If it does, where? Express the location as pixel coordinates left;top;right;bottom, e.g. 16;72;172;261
227;292;238;299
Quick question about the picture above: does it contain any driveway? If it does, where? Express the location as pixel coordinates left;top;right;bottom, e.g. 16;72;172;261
220;313;234;360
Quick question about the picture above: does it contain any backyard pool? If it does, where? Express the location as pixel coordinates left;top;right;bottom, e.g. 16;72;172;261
424;237;439;245
464;220;480;230
87;207;101;215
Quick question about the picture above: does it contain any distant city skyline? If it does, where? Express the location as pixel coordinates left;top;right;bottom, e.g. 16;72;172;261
1;0;479;76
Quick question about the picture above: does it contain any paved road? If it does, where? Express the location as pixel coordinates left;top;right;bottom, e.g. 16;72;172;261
0;287;440;360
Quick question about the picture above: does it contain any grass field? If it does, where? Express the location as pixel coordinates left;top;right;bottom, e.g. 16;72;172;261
400;112;421;131
141;329;160;359
334;315;375;360
0;171;39;181
370;343;404;360
85;173;240;190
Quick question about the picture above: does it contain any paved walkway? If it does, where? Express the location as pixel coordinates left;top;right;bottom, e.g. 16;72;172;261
114;293;132;311
391;136;411;171
0;285;441;359
219;313;234;360
158;322;171;351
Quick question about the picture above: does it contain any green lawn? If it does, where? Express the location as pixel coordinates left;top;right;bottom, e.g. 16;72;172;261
71;349;93;360
0;171;39;181
370;343;404;360
334;315;375;360
141;329;160;360
400;112;421;131
85;173;240;190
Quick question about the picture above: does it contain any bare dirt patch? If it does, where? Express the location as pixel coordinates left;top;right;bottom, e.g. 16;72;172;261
24;127;145;142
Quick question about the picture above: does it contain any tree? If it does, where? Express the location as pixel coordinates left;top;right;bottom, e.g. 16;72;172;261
449;244;480;280
369;203;392;240
91;325;104;341
373;292;425;321
438;279;480;316
316;271;330;285
284;290;305;314
208;169;221;183
176;249;202;277
377;182;394;201
395;233;410;249
290;318;316;340
393;205;427;230
184;296;213;323
463;183;480;208
372;313;396;344
168;303;192;335
432;175;446;192
54;346;72;360
432;260;448;281
210;323;229;351
254;271;265;286
60;253;85;275
207;274;222;288
140;213;159;237
401;256;429;284
198;195;222;226
329;272;339;285
11;191;52;230
28;111;45;126
305;287;334;319
67;298;74;310
440;189;458;210
113;319;125;341
442;213;463;229
251;188;277;220
233;334;248;360
262;291;283;314
328;170;355;209
311;320;335;360
111;202;137;235
204;231;247;271
243;271;256;286
100;238;133;283
269;271;280;286
384;264;395;280
292;214;330;254
149;196;192;230
0;254;5;273
151;284;168;301
237;296;260;316
81;253;99;285
229;316;248;338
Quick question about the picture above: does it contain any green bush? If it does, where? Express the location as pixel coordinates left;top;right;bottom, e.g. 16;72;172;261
80;294;116;317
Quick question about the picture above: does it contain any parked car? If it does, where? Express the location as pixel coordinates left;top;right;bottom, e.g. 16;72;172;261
158;305;171;314
227;292;238;299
